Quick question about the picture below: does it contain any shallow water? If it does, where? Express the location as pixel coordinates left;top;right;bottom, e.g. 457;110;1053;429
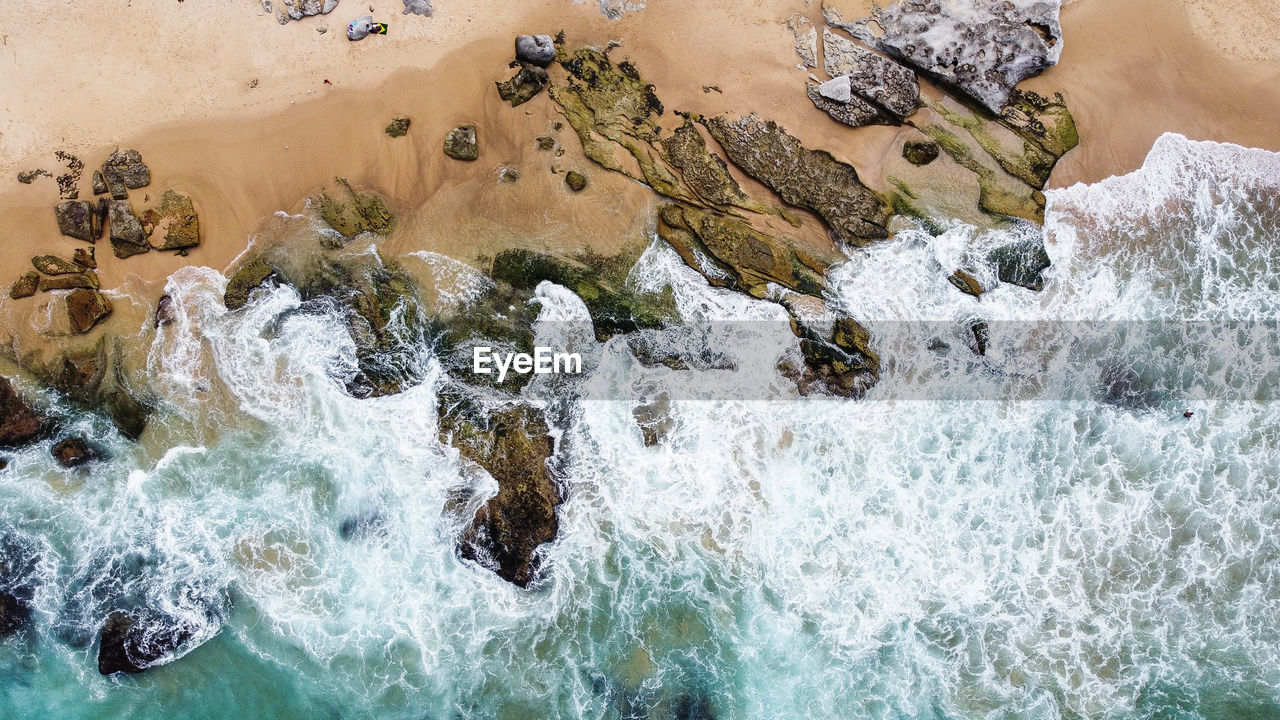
2;134;1279;719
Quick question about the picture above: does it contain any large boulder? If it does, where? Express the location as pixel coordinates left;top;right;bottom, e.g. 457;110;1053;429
108;201;150;259
988;238;1051;291
514;34;555;66
97;610;195;675
0;377;53;449
832;0;1063;115
65;288;113;334
142;191;200;252
445;404;561;588
821;28;919;119
101;149;150;194
701;114;892;245
54;200;103;242
443;124;478;161
317;180;393;239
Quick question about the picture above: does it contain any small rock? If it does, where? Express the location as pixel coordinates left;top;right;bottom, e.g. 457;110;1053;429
97;611;194;675
988;239;1051;291
73;247;97;269
903;140;939;166
384;117;411;137
947;269;984;298
108;201;150;259
786;14;818;68
54;200;101;242
31;255;82;276
443;124;478;161
317;25;328;33
515;35;556;66
9;272;39;300
565;171;587;192
51;436;96;467
91;171;107;195
102;168;129;200
39;273;98;292
500;168;520;183
633;392;673;447
65;288;113;334
535;135;556;151
817;75;853;103
970;319;989;356
102;149;150;190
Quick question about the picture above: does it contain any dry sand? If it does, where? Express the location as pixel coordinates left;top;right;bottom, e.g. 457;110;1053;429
1;0;1278;316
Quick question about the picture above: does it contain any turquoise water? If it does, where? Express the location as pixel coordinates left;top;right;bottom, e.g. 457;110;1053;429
2;134;1279;719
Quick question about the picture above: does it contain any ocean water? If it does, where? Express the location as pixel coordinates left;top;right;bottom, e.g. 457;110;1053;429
1;133;1279;719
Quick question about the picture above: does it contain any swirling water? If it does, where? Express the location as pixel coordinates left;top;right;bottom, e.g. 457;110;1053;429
1;133;1279;719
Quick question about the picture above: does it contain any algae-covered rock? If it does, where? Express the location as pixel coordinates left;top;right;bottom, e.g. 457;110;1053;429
947;269;985;298
902;140;939;165
565;170;587;192
32;339;151;440
821;28;919;119
497;64;550;107
65;288;112;333
145;190;201;251
318;179;394;239
55;200;102;242
40;273;99;293
988;239;1051;291
0;377;53;449
108;201;150;259
9;272;39;300
223;259;277;310
999;89;1080;159
443;124;479;161
658;118;769;214
444;403;560;588
52;436;97;467
384;117;411;138
916;123;1046;222
792;313;880;397
32;255;81;275
491;248;676;340
702;114;891;245
102;148;151;190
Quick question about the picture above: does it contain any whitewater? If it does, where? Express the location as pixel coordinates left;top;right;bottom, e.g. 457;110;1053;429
1;133;1278;719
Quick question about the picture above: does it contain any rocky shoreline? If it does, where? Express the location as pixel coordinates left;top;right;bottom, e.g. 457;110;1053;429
1;0;1078;678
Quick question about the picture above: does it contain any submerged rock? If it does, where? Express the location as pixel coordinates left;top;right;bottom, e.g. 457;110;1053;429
65;288;113;334
515;34;556;66
702;114;891;245
0;377;53;449
793;314;881;397
108;201;150;259
97;610;196;675
988;238;1051;291
10;272;39;300
32;254;84;276
902;139;939;165
821;28;919;119
223;259;278;310
384;117;411;138
443;124;479;161
445;403;560;588
54;200;103;242
497;64;550;107
632;391;673;447
52;436;97;467
0;535;38;637
835;0;1063;114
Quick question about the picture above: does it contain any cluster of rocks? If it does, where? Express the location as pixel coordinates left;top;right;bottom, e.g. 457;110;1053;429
261;0;339;25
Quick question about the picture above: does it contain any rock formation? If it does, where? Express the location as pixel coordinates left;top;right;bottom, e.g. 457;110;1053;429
820;28;920;119
443;124;479;161
497;64;550;107
65;288;113;334
0;377;52;449
787;15;818;68
9;272;39;300
384;117;411;138
515;35;556;66
54;200;103;242
140;191;201;253
97;610;197;675
108;201;150;259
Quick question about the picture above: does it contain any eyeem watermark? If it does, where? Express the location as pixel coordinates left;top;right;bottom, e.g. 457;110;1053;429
473;346;583;383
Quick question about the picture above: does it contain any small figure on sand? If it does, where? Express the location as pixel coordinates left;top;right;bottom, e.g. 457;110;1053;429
347;16;388;41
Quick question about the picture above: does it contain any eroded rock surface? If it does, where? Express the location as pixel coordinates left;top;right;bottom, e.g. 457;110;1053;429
55;200;103;242
108;201;150;259
318;180;393;239
497;64;550;107
787;14;818;68
142;191;201;252
65;288;113;334
821;28;920;119
444;124;479;161
10;272;39;300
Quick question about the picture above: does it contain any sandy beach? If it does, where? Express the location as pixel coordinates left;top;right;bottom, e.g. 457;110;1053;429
1;0;1278;303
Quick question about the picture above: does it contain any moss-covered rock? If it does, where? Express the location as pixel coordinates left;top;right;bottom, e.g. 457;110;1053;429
9;272;39;300
702;114;891;245
65;288;112;333
496;64;550;107
442;402;560;588
40;273;99;293
659;118;767;212
223;258;277;310
999;89;1079;159
988;239;1051;291
384;117;411;138
443;124;479;161
143;191;201;251
916;123;1046;223
73;247;97;269
902;140;939;166
35;339;152;440
32;254;81;275
318;179;394;239
564;170;587;192
790;312;880;397
947;269;985;297
54;200;102;242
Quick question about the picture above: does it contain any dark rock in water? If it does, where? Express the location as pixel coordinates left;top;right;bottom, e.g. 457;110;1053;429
0;377;53;449
821;28;919;119
674;692;717;720
65;288;113;334
319;179;394;239
102;148;150;190
632;391;673;447
384;117;411;138
795;316;881;396
97;610;196;675
154;295;175;328
39;273;99;293
565;170;587;192
10;272;40;300
947;269;984;298
443;124;479;161
223;259;278;310
52;436;97;467
31;345;151;441
92;170;108;195
338;510;387;541
0;535;38;637
515;34;556;66
401;0;433;15
142;191;200;251
969;319;989;356
833;0;1062;115
446;404;560;588
1100;364;1160;411
73;246;97;269
988;239;1051;291
902;139;939;166
32;254;83;275
805;81;889;128
701;114;891;245
927;337;950;353
108;201;150;259
496;64;550;107
55;200;102;242
491;248;677;341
